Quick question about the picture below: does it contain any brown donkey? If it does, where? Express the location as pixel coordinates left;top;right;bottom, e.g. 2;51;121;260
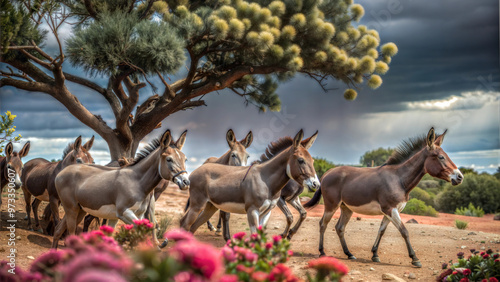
185;129;253;234
52;129;189;248
181;130;319;235
1;142;30;207
304;128;463;267
21;136;94;232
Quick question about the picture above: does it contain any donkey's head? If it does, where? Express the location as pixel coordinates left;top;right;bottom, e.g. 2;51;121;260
424;128;463;186
287;130;320;192
4;141;30;189
158;129;190;190
62;136;95;166
226;129;253;166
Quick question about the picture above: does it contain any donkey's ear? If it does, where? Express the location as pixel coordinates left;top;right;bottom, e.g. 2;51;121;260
19;141;31;158
161;130;172;149
434;129;447;147
426;127;436;149
73;136;82;152
293;129;304;148
240;131;253;148
83;136;94;151
175;130;187;150
5;142;13;160
226;129;236;149
302;131;318;150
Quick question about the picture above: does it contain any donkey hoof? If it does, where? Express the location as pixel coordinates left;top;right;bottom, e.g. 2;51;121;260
24;215;28;220
209;226;216;232
38;229;44;233
319;253;326;258
159;239;168;249
372;257;380;262
412;260;422;268
348;255;357;260
215;230;222;236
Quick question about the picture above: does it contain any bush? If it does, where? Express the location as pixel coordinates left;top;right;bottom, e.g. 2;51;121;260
409;187;435;207
436;173;500;214
438;249;500;281
455;219;468;230
402;198;439;217
455;203;485;217
1;226;349;282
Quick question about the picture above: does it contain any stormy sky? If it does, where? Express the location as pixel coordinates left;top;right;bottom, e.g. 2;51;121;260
1;0;499;173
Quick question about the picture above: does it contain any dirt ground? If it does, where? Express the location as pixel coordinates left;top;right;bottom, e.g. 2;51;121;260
1;185;499;281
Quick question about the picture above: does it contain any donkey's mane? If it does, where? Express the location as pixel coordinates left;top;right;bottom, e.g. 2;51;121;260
61;142;76;159
385;132;442;165
259;137;294;163
130;138;161;166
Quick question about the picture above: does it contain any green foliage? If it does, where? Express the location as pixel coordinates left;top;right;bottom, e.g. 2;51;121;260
439;249;500;281
66;11;186;76
459;166;478;175
155;215;173;240
360;147;393;167
0;111;22;154
409;187;435;207
455;203;485;217
436;173;500;214
402;198;438;217
454;219;468;230
313;157;335;179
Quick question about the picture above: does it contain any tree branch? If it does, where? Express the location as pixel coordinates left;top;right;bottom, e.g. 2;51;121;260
0;77;53;93
84;0;99;19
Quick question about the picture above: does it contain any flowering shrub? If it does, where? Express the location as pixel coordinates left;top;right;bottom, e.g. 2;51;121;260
1;226;350;282
438;248;500;281
114;219;154;250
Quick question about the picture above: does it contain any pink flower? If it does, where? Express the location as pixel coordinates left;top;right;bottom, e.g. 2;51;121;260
165;229;195;242
268;263;298;282
257;225;263;231
463;269;471;276
272;235;282;244
30;249;64;274
245;252;258;263
61;252;132;282
265;242;273;250
233;231;246;240
288;250;293;256
251;233;259;240
170;241;223;279
173;271;204;282
73;269;127;282
221;246;236;262
308;256;349;275
460;278;469;282
252;271;269;282
483;254;490;259
236;264;255;274
490;278;499;282
99;225;114;234
220;274;238;282
123;224;134;230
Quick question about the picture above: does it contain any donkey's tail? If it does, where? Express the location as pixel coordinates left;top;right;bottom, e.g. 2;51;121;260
303;186;322;209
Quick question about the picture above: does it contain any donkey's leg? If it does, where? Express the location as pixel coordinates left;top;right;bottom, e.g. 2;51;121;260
287;197;307;240
68;209;87;235
206;219;216;232
318;203;339;257
32;198;43;232
148;194;161;246
119;209;140;224
215;211;224;235
336;204;355;259
246;208;260;234
180;196;206;231
386;208;421;267
83;214;99;232
23;190;33;230
371;216;390;262
221;211;231;242
52;215;67;249
48;196;61;228
190;202;218;233
107;219;119;228
259;211;272;227
277;197;293;239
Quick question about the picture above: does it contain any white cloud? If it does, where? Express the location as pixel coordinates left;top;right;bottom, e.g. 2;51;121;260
407;91;500;111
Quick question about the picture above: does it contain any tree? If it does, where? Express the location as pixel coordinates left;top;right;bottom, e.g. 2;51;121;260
0;111;22;154
359;147;393;167
313;157;335;179
0;0;398;160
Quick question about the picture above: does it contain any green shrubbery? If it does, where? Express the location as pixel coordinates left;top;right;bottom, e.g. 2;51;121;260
455;203;485;217
402;198;439;217
409;187;435;207
436;173;500;214
455;219;469;230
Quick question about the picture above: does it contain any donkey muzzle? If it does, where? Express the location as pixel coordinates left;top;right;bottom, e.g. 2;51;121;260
450;169;464;186
174;172;190;190
303;175;320;192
